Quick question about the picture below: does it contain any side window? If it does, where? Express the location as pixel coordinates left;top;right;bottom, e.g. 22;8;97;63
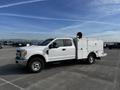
49;39;72;48
54;39;64;47
64;39;72;46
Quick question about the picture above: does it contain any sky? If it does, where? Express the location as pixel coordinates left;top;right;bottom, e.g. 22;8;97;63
0;0;120;41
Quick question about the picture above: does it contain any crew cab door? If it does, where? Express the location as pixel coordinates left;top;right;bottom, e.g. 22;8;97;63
48;39;75;61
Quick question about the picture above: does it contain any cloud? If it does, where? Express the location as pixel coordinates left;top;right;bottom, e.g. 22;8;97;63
1;12;120;41
88;30;120;42
0;31;57;40
0;13;85;22
53;20;120;42
89;0;120;18
0;0;45;9
98;5;120;18
55;21;120;32
2;13;120;25
91;0;120;5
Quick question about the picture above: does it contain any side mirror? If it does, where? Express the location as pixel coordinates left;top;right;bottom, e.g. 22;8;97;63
49;42;59;49
49;44;53;49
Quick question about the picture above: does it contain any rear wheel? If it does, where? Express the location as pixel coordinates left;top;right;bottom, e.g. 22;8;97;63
27;57;44;73
87;54;95;64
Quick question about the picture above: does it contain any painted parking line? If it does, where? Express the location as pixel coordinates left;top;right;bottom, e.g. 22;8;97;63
0;78;24;90
0;74;32;87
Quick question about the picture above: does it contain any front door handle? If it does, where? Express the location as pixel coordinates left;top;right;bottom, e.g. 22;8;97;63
62;49;66;51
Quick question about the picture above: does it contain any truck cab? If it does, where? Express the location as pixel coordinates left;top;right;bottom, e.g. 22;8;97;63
16;37;107;73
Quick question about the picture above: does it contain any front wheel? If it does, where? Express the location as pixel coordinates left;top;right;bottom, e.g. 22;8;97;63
87;54;95;64
27;57;44;73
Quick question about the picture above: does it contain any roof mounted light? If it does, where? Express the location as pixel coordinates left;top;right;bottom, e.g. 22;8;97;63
76;32;82;39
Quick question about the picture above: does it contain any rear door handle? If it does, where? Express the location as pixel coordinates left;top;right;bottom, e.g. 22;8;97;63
62;49;66;51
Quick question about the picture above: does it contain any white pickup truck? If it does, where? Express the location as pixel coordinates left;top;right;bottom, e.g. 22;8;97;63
16;33;107;73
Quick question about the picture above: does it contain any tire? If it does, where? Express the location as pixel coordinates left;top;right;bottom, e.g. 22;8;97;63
87;54;95;64
108;47;112;49
27;57;44;73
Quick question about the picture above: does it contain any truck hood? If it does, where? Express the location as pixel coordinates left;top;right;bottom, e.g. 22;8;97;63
19;45;47;51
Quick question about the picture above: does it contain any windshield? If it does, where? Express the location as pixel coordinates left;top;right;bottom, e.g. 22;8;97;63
40;39;54;46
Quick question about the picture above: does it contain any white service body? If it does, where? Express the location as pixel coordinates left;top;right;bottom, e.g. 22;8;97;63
77;38;105;59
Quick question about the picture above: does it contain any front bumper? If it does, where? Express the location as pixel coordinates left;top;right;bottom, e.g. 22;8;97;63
16;58;28;66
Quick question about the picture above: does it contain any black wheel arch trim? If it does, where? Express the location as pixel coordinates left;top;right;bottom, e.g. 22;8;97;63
27;54;46;66
88;52;97;58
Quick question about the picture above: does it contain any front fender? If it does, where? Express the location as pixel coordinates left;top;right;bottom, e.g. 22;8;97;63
25;50;48;61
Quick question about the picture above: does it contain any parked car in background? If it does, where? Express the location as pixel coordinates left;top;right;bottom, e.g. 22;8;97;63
12;42;31;47
0;43;3;49
106;42;120;49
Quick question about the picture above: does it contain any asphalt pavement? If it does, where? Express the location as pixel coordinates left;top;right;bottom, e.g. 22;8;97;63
0;47;120;90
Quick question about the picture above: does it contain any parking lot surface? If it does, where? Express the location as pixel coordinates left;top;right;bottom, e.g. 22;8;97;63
0;47;120;90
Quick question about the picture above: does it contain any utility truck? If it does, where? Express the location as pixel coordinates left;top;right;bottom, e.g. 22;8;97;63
16;32;107;73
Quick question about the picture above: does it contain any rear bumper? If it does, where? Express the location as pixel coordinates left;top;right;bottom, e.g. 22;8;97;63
101;53;107;57
97;53;107;58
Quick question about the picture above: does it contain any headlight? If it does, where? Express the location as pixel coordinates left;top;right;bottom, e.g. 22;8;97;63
21;49;27;58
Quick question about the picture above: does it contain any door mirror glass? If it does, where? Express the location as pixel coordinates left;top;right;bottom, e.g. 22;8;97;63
49;42;59;49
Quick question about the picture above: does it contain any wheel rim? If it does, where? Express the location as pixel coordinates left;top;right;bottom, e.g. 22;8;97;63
89;56;94;63
31;61;41;71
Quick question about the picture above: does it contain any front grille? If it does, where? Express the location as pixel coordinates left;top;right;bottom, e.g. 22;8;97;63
16;56;20;60
16;50;21;59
